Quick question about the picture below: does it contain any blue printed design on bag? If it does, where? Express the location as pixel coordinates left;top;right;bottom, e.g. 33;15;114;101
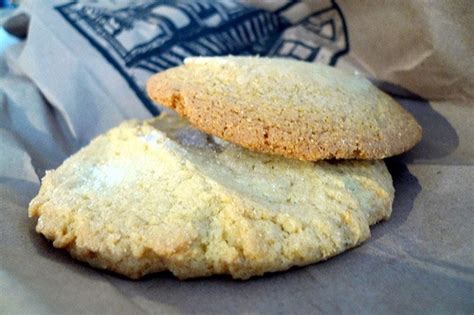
267;3;349;65
55;1;349;114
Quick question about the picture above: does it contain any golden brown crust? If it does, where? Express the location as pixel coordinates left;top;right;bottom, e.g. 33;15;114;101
147;56;422;161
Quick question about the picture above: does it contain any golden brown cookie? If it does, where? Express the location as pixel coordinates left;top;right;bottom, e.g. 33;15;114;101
29;114;394;280
147;56;422;161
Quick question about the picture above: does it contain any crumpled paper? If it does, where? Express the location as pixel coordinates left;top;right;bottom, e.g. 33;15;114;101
248;0;474;101
1;0;473;313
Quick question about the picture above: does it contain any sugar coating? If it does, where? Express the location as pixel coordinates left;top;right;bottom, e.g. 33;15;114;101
147;56;422;161
29;114;394;279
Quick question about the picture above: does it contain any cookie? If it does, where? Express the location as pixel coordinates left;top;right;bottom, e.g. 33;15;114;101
29;113;394;279
147;56;422;161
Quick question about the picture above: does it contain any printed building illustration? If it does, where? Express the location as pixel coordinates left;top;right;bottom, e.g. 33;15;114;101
57;0;349;113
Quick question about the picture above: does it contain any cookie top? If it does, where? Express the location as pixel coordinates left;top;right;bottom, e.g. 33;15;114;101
147;56;422;161
29;113;394;280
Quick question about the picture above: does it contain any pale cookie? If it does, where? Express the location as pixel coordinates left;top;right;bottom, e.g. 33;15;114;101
147;56;422;161
29;114;394;280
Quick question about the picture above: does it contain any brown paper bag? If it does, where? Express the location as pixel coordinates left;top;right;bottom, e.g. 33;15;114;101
249;0;474;101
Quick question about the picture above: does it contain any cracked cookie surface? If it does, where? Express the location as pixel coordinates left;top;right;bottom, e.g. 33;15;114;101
147;56;422;161
29;114;394;279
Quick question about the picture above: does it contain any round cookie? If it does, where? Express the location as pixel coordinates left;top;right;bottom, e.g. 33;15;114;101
29;114;394;280
147;56;422;161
